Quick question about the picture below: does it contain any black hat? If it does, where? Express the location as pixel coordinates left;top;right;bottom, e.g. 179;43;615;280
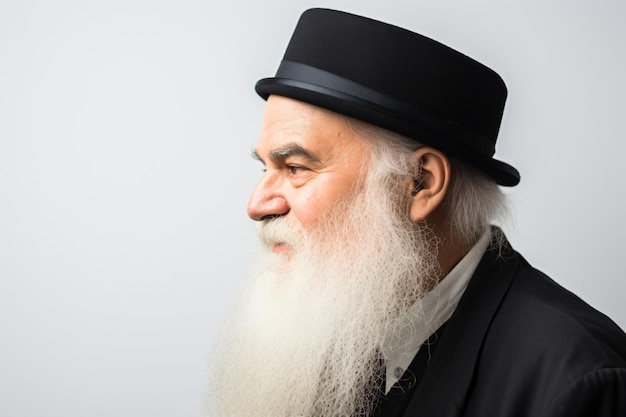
255;8;520;186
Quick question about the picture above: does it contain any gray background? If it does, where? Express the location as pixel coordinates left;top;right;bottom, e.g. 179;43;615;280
1;0;624;416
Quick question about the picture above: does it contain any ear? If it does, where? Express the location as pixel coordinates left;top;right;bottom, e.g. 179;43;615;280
408;147;451;223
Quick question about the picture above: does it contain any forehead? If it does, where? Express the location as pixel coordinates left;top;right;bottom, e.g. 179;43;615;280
255;95;370;163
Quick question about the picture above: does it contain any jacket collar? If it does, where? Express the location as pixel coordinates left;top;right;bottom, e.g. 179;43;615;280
403;228;521;417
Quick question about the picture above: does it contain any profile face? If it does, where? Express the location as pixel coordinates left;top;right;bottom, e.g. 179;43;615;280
247;95;371;252
216;94;443;417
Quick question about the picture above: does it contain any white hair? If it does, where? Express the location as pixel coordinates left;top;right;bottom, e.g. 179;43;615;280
208;115;509;417
346;118;508;248
208;118;443;417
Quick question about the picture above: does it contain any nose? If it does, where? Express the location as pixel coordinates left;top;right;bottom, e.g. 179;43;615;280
247;176;290;221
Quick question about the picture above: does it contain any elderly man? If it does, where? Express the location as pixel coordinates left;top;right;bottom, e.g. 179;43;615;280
208;8;626;417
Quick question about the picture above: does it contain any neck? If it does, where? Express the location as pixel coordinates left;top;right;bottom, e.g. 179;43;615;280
437;234;472;279
427;214;479;286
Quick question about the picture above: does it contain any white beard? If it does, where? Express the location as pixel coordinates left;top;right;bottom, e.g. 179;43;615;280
207;169;441;417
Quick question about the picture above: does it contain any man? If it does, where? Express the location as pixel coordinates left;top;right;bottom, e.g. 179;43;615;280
208;8;626;417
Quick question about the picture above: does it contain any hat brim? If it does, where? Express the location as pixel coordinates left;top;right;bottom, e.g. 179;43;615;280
256;76;520;186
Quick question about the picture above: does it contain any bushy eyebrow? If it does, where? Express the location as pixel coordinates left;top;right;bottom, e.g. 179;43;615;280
251;143;321;165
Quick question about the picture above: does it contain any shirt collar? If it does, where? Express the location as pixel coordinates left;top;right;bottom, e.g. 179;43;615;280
382;229;491;393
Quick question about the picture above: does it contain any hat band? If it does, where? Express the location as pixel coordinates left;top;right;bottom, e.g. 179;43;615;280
273;60;496;157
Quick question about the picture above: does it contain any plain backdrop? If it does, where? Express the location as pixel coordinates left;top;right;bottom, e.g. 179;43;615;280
1;1;624;416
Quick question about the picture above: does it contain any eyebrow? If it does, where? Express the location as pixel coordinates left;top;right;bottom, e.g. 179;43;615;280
252;143;321;164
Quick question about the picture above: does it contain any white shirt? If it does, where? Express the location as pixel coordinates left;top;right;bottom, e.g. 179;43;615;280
382;230;491;393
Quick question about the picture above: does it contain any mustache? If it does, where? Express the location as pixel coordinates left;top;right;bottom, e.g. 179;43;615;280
256;217;304;250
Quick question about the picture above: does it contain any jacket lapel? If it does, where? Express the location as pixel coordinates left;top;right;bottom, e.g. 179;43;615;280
403;232;521;417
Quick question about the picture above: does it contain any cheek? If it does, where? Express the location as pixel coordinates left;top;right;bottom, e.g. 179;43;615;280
291;177;360;231
290;193;327;231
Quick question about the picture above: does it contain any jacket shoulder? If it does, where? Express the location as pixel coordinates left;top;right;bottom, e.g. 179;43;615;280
543;367;626;417
497;253;626;365
465;249;626;416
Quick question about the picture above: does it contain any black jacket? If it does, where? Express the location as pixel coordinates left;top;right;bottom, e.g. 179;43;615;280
384;232;626;416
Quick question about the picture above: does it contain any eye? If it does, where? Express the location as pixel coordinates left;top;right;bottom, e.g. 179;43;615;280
287;165;306;174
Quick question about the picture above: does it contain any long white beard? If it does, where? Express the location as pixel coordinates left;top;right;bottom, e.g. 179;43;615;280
207;172;441;417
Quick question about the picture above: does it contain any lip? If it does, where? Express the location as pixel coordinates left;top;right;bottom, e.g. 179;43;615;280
272;243;291;254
